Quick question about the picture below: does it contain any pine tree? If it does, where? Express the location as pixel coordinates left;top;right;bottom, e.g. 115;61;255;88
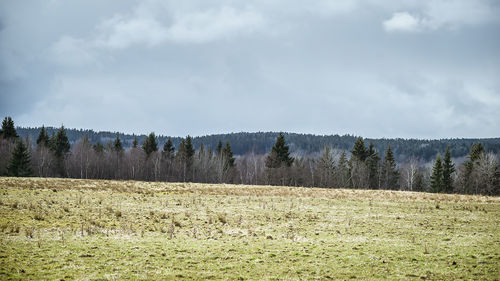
351;137;367;161
265;133;293;168
7;139;32;177
36;126;50;146
430;154;443;193
442;145;455;193
142;132;158;156
381;145;399;190
1;117;18;139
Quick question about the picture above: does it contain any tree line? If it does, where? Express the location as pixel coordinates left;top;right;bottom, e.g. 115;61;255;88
16;127;500;162
2;117;499;195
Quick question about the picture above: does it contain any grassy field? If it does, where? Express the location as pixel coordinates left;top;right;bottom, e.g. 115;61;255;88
0;177;499;280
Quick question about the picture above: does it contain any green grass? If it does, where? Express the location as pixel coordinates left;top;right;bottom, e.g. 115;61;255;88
0;177;499;280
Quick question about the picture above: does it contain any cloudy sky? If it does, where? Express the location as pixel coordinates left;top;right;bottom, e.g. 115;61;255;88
0;0;499;139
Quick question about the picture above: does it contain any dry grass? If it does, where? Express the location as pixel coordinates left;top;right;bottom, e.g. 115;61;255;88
0;177;499;280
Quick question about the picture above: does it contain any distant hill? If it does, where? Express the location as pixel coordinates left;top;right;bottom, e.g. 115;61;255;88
16;127;500;162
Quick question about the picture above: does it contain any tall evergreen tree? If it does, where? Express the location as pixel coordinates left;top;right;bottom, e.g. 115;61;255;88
335;151;350;187
216;140;223;156
36;126;50;146
351;137;367;161
366;141;380;189
184;136;195;160
430;154;443;193
442;145;455;193
132;137;138;148
176;136;195;181
93;142;104;154
113;135;123;152
7;139;33;177
469;143;484;163
163;137;175;156
51;126;70;158
177;136;195;164
198;143;205;158
265;133;294;168
142;132;158;156
459;142;485;193
1;117;18;139
381;145;399;190
222;141;235;168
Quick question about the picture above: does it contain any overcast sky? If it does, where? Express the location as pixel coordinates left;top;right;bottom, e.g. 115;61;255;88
1;0;499;139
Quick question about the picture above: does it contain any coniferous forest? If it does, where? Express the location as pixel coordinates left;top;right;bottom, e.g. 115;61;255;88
2;117;499;195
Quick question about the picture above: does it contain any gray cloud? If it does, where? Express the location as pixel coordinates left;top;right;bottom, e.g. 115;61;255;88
1;0;499;138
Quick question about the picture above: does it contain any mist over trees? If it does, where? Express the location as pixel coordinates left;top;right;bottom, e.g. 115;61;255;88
2;117;499;195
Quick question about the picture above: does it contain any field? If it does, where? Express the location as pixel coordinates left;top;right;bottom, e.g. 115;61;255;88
0;177;499;280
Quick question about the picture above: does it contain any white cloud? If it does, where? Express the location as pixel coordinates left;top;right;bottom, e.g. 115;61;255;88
383;0;499;33
95;16;168;49
93;5;264;48
383;12;421;32
47;4;266;66
167;6;265;43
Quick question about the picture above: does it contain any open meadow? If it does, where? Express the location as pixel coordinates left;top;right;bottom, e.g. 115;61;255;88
0;177;499;280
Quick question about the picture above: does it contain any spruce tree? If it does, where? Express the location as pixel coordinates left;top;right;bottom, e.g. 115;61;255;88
176;136;195;181
93;142;104;154
469;143;484;163
142;132;158;156
177;136;195;165
1;117;18;139
163;137;175;156
430;154;443;193
266;133;293;168
461;142;484;192
222;141;235;168
7;139;33;177
36;126;50;146
381;145;399;190
113;135;123;152
132;137;138;148
199;142;205;156
51;126;70;158
351;137;367;161
366;141;380;189
442;145;455;193
216;140;223;156
184;136;195;160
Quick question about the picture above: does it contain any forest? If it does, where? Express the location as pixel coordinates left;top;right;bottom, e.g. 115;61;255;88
2;117;499;195
16;127;500;162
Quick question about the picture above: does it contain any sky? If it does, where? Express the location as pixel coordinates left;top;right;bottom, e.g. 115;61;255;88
0;0;499;139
